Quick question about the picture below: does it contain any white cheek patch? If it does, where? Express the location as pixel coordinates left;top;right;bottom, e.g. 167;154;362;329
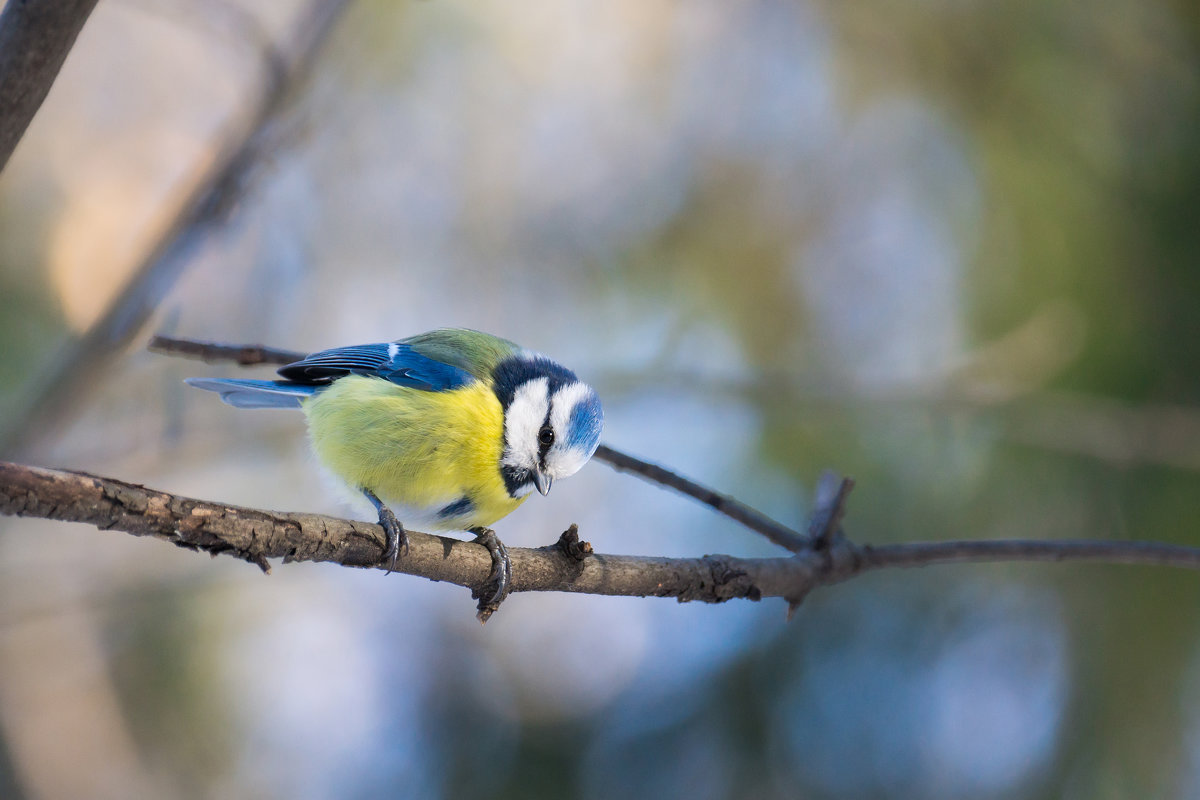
503;377;549;470
547;446;589;481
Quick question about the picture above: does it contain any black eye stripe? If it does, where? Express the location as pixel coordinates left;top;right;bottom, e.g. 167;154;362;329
537;407;554;461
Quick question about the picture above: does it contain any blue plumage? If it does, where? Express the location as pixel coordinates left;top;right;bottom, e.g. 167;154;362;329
567;392;604;451
491;355;578;410
278;343;475;393
436;496;475;521
184;378;318;409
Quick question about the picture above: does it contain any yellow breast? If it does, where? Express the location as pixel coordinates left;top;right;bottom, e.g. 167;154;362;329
301;375;525;528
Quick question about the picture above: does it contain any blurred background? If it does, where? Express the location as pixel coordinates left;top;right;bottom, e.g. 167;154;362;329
1;0;1199;797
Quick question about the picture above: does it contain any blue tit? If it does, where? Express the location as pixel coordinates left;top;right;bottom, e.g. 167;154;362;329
186;328;604;602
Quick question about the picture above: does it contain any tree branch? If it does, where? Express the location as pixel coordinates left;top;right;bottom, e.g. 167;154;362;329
148;334;812;552
858;539;1200;570
0;461;803;604
3;461;1199;620
0;0;353;456
591;444;809;552
148;335;305;367
0;0;100;172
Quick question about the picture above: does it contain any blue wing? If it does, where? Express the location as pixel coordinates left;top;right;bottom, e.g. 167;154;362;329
276;342;475;392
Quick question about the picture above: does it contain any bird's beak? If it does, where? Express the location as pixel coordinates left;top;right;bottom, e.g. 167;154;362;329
534;469;552;496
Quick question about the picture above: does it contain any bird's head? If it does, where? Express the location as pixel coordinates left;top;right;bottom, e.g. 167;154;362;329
493;353;603;498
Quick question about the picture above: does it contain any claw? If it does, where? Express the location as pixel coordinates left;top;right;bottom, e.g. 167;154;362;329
470;527;511;623
362;488;408;572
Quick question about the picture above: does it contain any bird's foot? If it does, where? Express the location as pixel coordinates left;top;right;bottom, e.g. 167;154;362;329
362;488;408;572
378;507;408;573
470;527;511;623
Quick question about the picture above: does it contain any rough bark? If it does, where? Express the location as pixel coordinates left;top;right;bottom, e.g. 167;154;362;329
5;461;1200;621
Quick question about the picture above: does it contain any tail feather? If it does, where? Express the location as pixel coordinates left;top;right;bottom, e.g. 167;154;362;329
185;378;317;409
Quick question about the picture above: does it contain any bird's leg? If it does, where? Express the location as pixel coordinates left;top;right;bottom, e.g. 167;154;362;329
469;526;511;623
362;488;407;572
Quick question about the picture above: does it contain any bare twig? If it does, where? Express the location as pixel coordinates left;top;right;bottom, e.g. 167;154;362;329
0;461;801;605
148;334;812;552
592;444;809;552
599;366;1200;474
857;539;1200;570
148;336;301;365
808;472;855;549
3;461;1198;620
148;335;303;366
0;0;100;172
0;0;352;456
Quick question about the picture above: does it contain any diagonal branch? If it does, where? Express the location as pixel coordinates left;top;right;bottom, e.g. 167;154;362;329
0;1;353;457
3;461;1199;621
147;335;811;552
591;444;808;551
0;0;100;172
148;335;305;367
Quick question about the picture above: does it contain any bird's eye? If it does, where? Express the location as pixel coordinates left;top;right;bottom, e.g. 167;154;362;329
538;425;555;448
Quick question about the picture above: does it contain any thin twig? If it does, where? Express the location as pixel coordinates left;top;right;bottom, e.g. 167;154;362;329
148;335;302;366
148;334;812;552
3;461;1199;621
599;367;1200;473
808;473;855;549
592;444;809;552
0;0;352;456
858;540;1200;571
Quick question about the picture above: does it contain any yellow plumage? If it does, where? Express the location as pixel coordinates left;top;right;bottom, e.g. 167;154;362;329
302;375;526;529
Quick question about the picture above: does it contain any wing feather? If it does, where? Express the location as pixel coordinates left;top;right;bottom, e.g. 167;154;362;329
276;342;474;392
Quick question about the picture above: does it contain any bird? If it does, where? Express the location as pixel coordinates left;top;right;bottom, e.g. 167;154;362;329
185;328;604;609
